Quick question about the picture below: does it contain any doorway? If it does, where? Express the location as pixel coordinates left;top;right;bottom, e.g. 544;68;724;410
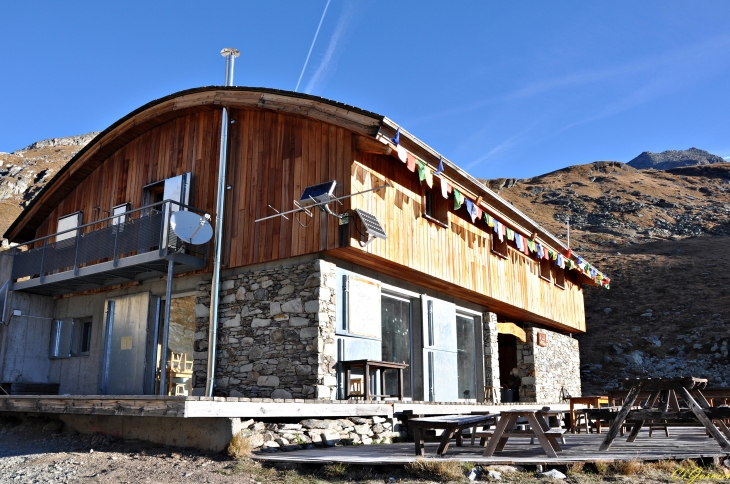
498;333;519;402
102;292;158;395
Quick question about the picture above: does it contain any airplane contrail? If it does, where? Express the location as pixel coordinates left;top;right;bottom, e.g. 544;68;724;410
295;0;332;92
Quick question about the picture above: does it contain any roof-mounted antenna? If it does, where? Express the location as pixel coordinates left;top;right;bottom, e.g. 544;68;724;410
256;180;391;246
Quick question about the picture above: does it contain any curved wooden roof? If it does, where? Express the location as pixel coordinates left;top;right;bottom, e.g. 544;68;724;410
5;87;384;242
5;86;573;262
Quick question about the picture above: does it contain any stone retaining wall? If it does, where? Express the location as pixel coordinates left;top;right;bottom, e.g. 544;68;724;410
516;326;581;403
193;258;339;399
239;416;403;451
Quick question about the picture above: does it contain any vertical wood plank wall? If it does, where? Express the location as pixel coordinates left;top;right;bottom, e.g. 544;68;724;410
35;110;222;239
347;153;586;332
30;107;584;331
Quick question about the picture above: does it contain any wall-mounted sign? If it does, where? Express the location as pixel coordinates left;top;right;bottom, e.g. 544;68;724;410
537;332;547;347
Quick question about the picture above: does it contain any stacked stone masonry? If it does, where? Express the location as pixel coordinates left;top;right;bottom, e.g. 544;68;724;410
516;325;581;403
193;259;339;399
239;416;402;451
482;312;501;404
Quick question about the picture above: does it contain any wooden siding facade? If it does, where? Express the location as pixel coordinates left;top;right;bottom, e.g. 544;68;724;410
16;91;586;333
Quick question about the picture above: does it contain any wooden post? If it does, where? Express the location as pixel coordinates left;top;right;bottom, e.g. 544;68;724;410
676;386;730;452
599;382;644;451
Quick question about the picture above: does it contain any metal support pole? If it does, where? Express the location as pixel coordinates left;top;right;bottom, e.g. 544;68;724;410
205;47;240;397
159;258;174;396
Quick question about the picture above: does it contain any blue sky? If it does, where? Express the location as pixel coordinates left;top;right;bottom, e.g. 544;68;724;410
1;1;729;179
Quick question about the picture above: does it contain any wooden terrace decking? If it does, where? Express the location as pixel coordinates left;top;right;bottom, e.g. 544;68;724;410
253;427;728;465
0;395;568;419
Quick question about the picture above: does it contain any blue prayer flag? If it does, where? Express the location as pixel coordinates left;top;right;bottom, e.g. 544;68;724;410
435;156;444;175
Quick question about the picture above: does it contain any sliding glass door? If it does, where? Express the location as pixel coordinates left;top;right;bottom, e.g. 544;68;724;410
381;293;412;398
456;314;477;400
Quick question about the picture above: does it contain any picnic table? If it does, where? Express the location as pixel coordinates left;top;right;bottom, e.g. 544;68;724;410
340;359;408;401
598;377;730;452
568;395;608;433
481;409;566;458
409;414;499;456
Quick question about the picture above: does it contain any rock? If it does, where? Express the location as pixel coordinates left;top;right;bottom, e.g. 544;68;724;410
223;314;241;328
467;467;484;481
235;287;246;300
256;375;280;387
488;465;524;473
271;389;292;399
321;430;340;446
645;335;661;347
539;469;566;479
262;441;279;448
627;350;643;366
604;307;612;314
486;469;501;480
281;298;303;313
251;318;271;328
354;424;371;435
229;390;244;397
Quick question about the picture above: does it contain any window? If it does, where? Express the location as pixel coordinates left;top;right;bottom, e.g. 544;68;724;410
491;233;508;259
56;212;82;242
111;203;130;225
71;318;93;356
539;257;552;282
50;319;74;359
456;314;477;400
423;190;449;227
381;293;412;398
552;265;566;289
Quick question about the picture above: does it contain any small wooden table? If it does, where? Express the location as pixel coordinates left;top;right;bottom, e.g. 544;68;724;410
482;409;566;458
340;359;408;401
568;395;608;433
409;414;499;456
599;377;730;452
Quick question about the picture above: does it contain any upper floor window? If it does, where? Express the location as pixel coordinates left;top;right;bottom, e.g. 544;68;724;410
423;189;449;227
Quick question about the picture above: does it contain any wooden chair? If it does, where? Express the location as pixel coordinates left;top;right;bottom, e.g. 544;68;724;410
348;376;364;400
167;352;193;396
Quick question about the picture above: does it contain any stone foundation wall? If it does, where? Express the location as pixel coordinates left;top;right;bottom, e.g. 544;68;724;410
516;326;581;403
240;416;402;451
193;258;338;399
482;312;501;403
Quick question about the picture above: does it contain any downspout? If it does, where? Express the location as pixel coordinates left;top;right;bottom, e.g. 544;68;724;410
205;48;240;397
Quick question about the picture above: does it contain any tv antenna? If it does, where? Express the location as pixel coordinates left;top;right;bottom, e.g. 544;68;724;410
255;180;390;247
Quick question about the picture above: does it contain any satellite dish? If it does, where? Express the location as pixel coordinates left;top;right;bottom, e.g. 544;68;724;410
170;211;213;245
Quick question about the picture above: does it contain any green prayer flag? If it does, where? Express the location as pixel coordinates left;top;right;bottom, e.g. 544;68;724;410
453;189;463;210
417;160;426;183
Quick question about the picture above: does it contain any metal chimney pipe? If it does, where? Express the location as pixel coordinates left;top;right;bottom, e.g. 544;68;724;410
205;47;240;397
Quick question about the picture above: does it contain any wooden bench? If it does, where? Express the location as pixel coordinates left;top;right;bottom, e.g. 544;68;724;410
409;414;500;456
475;428;566;446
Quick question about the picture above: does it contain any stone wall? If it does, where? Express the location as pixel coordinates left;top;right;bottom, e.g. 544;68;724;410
482;312;501;403
240;415;402;451
193;258;339;399
516;326;581;403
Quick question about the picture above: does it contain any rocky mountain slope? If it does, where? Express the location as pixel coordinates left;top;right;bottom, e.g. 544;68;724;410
627;147;726;170
0;133;98;245
484;158;730;392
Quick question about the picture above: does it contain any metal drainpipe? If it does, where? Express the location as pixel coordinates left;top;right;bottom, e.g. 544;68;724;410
205;48;240;397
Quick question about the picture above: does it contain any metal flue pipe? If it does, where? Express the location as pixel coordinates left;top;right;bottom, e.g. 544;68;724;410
205;47;240;397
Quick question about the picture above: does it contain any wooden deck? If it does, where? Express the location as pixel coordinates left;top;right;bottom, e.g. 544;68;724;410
0;395;568;419
253;427;728;465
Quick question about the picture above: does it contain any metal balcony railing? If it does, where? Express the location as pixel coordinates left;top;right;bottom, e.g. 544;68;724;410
6;201;209;295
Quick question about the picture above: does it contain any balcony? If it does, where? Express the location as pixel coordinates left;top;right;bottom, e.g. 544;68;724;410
5;201;209;297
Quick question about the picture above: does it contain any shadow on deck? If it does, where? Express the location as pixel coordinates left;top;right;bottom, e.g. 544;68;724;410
253;427;727;465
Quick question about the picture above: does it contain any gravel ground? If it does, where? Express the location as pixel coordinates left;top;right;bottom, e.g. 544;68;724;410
0;416;251;483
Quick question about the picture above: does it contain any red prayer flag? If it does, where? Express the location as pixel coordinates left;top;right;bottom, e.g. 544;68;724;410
406;152;417;172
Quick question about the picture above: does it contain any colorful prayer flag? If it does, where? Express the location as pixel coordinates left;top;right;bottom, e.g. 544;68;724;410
453;189;464;210
407;152;417;172
417;160;426;182
391;127;400;146
440;177;450;199
506;228;514;241
435;156;444;176
424;163;433;188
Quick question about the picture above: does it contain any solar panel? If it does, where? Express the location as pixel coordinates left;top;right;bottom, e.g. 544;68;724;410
355;209;387;239
300;180;337;205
